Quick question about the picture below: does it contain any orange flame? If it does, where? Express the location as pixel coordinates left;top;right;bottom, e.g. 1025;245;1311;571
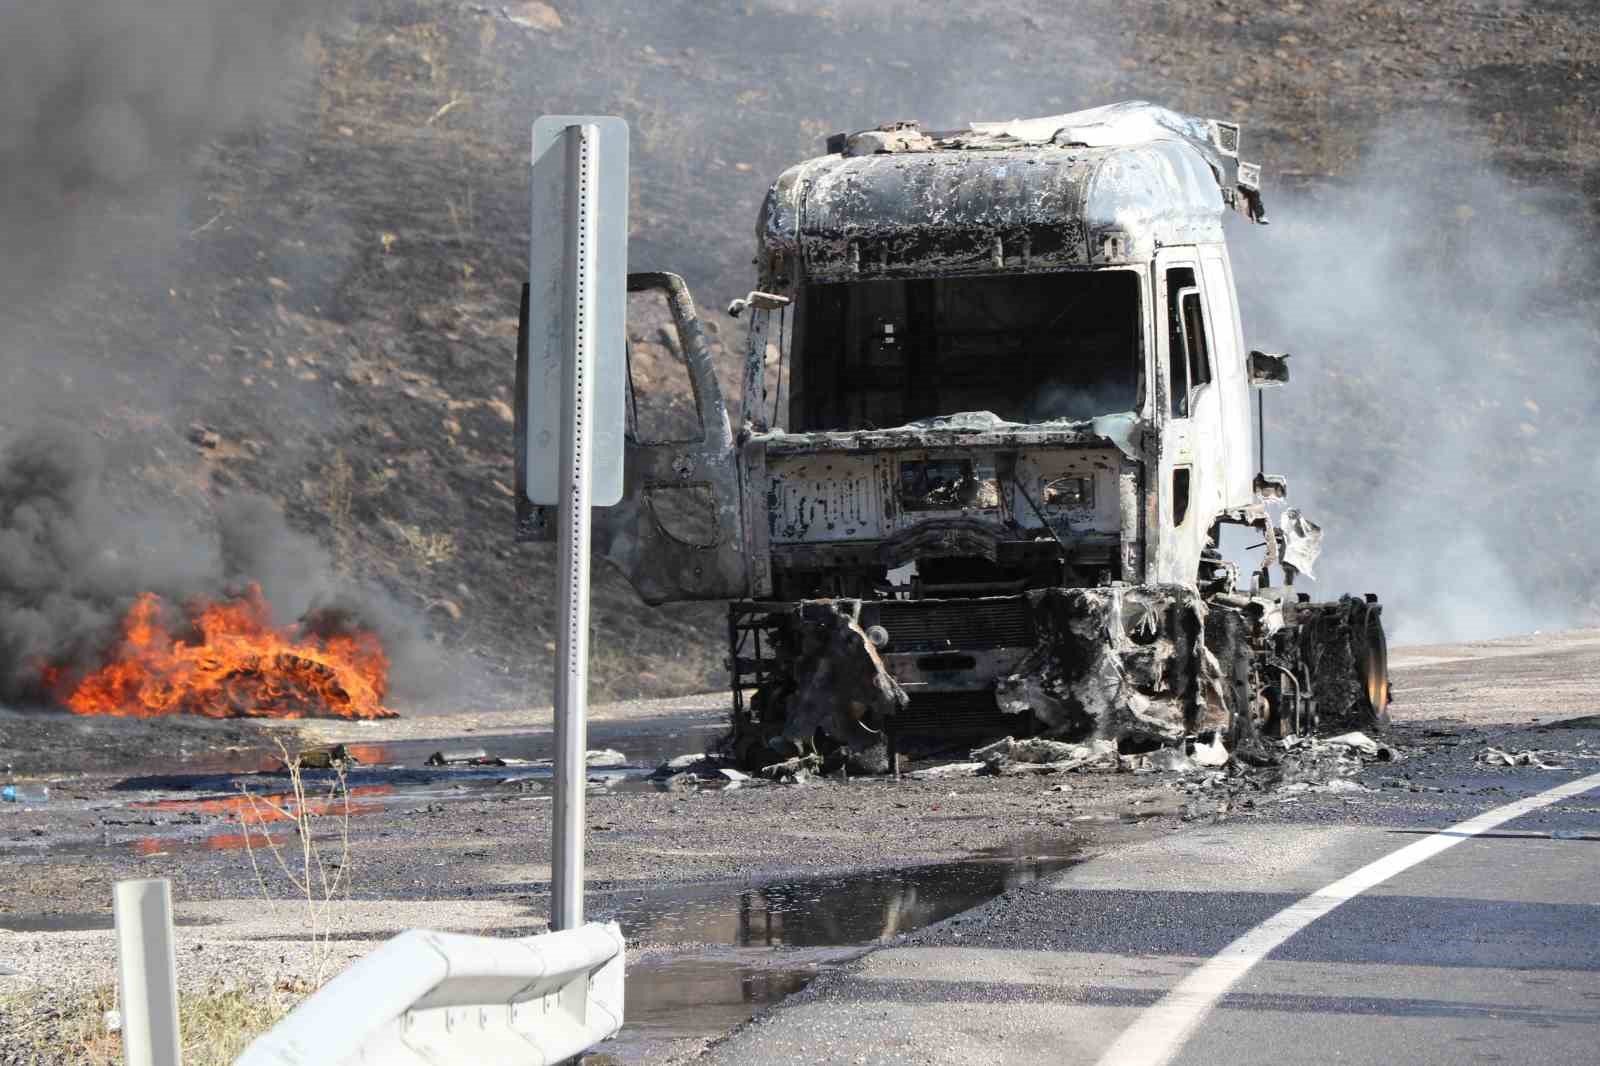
130;785;394;820
58;585;395;720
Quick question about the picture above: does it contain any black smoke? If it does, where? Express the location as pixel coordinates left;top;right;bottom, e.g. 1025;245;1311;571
0;424;436;709
0;2;449;712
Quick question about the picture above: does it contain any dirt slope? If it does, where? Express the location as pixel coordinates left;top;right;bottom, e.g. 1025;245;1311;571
5;0;1598;710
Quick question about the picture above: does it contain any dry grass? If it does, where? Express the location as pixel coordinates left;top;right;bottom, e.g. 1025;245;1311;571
0;747;359;1063
237;741;354;985
382;517;459;566
0;983;300;1066
323;450;354;565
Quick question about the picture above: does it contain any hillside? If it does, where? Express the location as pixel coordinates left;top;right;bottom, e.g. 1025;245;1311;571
3;0;1598;711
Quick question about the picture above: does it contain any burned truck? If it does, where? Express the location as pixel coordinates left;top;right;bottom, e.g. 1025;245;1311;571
519;101;1389;770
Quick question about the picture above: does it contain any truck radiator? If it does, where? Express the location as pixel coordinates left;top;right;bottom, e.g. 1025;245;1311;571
865;597;1034;653
893;689;1027;736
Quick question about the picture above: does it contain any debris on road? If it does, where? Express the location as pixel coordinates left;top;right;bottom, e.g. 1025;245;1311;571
1280;777;1374;795
650;752;733;778
974;736;1121;776
426;748;502;766
1320;732;1397;761
1478;747;1569;770
653;753;711;776
759;754;824;785
1142;748;1194;774
287;744;361;769
906;762;985;780
1191;735;1230;768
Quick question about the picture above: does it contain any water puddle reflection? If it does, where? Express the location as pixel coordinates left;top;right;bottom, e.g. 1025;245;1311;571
598;849;1079;1059
605;855;1072;948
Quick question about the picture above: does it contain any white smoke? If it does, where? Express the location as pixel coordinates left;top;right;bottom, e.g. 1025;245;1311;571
1229;126;1600;643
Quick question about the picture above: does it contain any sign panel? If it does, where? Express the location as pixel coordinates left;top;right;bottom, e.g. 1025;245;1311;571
525;116;628;506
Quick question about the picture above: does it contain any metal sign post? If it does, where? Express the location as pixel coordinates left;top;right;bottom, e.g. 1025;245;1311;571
527;116;628;931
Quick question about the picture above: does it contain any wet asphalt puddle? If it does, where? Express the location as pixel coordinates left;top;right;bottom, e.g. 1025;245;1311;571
1;719;726;857
596;849;1079;1060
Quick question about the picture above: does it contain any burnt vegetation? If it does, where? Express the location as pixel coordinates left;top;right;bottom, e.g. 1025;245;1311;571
2;0;1598;708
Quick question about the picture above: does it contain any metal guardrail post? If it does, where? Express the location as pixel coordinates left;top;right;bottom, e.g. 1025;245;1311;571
114;878;182;1066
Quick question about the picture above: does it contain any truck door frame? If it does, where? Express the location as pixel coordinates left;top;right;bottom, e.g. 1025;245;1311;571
516;271;748;604
1152;247;1225;584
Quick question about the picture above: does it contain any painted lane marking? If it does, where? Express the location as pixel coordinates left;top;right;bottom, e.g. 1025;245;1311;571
1095;769;1600;1066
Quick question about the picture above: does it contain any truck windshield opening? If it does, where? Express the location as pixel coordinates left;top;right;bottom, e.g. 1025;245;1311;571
792;269;1143;431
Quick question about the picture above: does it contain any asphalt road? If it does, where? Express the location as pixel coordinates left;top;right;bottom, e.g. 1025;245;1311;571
704;636;1600;1065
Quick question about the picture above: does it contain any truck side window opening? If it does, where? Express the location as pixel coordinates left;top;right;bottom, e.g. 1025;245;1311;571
1180;289;1212;393
793;270;1143;432
1165;266;1199;418
625;289;705;444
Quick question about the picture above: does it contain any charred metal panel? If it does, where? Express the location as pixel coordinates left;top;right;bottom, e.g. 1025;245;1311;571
795;150;1097;280
1203;248;1257;510
767;454;886;544
1012;447;1122;537
1118;462;1145;582
740;438;774;597
758;412;1143;462
995;584;1230;746
763;436;1139;582
760;102;1256;285
1082;141;1225;264
590;273;748;604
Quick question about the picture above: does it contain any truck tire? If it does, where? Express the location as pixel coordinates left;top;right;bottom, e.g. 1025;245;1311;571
1299;595;1390;733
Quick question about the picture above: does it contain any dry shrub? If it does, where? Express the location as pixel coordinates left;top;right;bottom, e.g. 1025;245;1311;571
237;740;354;985
382;517;458;566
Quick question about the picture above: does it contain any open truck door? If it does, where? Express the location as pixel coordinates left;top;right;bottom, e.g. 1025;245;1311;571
517;271;747;604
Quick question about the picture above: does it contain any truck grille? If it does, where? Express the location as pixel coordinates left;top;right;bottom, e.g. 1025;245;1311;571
894;689;1024;736
865;597;1034;653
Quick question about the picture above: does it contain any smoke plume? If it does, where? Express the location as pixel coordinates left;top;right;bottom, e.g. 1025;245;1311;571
1230;127;1600;643
0;1;327;267
0;3;446;712
0;423;435;709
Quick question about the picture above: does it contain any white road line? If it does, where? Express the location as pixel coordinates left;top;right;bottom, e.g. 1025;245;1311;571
1095;769;1600;1066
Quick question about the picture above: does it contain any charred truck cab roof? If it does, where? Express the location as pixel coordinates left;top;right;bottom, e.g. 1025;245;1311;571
755;101;1261;289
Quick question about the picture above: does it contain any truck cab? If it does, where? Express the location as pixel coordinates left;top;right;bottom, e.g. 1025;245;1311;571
520;102;1387;770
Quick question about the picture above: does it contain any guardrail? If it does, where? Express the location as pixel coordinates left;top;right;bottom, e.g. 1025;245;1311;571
234;922;625;1066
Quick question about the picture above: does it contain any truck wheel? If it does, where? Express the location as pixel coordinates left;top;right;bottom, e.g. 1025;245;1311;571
1296;596;1390;733
1355;605;1391;731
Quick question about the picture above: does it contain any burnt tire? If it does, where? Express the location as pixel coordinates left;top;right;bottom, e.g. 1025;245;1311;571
1354;605;1391;731
1295;595;1391;734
